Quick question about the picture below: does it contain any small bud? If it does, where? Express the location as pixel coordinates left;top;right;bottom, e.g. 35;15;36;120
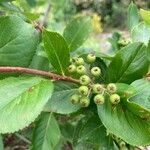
75;57;84;65
80;97;90;107
107;83;117;94
80;75;91;85
68;64;76;73
87;53;96;63
92;84;104;94
79;86;89;96
110;94;120;105
94;94;105;104
91;67;101;77
76;65;86;75
70;94;79;104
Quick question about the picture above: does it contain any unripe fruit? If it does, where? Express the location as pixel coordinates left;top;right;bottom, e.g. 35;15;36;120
79;75;91;85
79;86;89;96
110;94;120;105
75;57;84;65
70;94;79;104
76;65;86;75
94;94;105;104
107;83;117;94
92;84;104;94
87;53;96;63
91;67;101;77
68;64;76;73
80;97;90;107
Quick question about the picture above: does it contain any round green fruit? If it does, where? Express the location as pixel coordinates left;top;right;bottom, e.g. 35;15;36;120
70;94;79;104
87;53;96;63
92;84;104;94
110;94;120;105
80;97;90;107
107;83;117;94
91;67;101;77
68;64;76;73
76;65;86;75
94;94;105;104
75;57;84;65
79;86;89;96
79;75;91;85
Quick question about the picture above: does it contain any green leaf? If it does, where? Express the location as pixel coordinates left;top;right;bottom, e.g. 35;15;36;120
44;81;80;114
127;2;139;31
43;29;70;75
140;9;150;26
73;115;117;150
0;77;53;133
0;0;14;2
106;43;149;84
0;15;39;67
130;79;150;111
31;113;61;150
97;94;150;146
132;22;150;45
0;135;3;150
63;16;92;51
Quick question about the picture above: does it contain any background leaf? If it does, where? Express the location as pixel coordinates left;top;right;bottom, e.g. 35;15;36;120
43;30;70;75
31;113;61;150
0;135;3;150
44;81;80;114
63;16;92;51
131;22;150;45
106;43;149;84
0;15;39;68
0;77;53;133
127;2;139;31
140;9;150;26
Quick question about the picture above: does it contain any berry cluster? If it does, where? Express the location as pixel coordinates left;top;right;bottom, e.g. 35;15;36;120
68;54;120;107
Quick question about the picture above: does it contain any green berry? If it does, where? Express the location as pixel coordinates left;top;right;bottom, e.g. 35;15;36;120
94;94;105;104
80;75;91;85
91;67;101;77
110;94;120;105
76;65;86;75
119;141;126;148
70;94;79;104
87;53;96;63
80;97;90;107
79;86;89;96
107;83;117;94
92;84;104;94
75;57;84;65
68;64;76;73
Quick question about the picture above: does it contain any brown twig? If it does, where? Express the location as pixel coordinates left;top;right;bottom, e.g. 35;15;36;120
145;73;150;81
0;67;80;84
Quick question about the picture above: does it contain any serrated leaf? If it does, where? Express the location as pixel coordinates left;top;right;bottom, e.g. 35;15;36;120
106;43;149;84
127;2;139;31
132;22;150;45
140;9;150;26
43;30;70;75
0;15;39;68
98;83;150;146
73;115;116;150
44;81;80;114
0;77;53;133
63;16;92;51
31;113;61;150
130;79;150;111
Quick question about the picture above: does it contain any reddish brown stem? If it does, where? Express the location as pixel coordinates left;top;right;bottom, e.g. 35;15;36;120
0;67;80;84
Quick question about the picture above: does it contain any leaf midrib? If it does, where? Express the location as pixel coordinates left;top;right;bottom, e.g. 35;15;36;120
116;44;143;82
